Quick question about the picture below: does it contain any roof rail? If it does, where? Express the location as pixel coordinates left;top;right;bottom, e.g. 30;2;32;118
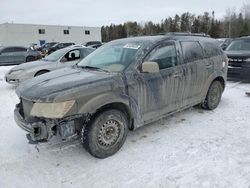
159;32;210;37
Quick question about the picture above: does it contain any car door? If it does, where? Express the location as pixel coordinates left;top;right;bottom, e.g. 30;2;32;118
146;41;185;117
179;41;206;106
126;41;184;124
57;49;81;68
0;47;17;65
13;47;27;63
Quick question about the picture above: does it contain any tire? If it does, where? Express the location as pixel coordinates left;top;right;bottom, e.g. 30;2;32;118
202;80;223;110
34;70;49;77
26;56;35;62
82;109;129;158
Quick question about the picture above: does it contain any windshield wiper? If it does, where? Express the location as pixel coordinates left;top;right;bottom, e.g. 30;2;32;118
79;65;110;73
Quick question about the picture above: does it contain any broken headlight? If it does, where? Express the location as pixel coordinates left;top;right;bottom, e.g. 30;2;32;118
30;100;75;118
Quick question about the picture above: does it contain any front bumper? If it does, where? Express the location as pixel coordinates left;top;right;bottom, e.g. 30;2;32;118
14;104;83;142
228;66;250;81
14;106;52;141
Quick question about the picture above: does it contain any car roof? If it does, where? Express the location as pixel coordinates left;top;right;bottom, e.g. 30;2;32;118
114;34;215;44
63;46;94;51
1;46;27;48
235;36;250;40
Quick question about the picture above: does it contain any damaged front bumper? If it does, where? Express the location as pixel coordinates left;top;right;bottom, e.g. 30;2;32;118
14;107;54;141
14;105;86;142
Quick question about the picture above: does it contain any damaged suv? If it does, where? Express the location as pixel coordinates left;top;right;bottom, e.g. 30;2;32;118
14;34;227;158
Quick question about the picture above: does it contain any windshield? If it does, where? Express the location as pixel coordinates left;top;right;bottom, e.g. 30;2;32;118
77;40;145;72
43;48;68;61
226;39;250;51
44;43;55;48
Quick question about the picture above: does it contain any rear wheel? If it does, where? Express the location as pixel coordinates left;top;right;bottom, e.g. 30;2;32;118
202;80;223;110
34;70;49;77
82;109;129;158
26;56;35;62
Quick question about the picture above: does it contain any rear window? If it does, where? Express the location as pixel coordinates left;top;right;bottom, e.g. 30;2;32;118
13;47;27;52
181;41;204;63
2;47;15;53
201;42;223;57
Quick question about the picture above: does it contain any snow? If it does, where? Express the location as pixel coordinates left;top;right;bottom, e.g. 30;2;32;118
0;66;250;188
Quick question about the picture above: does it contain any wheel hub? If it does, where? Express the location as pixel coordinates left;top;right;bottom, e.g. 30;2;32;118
98;119;121;147
210;86;220;103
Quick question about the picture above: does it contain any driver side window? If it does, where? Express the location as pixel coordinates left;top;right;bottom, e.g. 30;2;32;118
61;49;80;62
145;42;177;70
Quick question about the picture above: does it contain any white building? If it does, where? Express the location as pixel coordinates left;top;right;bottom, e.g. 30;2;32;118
0;23;102;46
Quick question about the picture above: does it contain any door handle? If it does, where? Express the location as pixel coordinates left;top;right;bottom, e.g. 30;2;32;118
173;72;183;78
205;62;212;67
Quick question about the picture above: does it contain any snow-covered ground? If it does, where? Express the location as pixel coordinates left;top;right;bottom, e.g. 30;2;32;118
0;66;250;188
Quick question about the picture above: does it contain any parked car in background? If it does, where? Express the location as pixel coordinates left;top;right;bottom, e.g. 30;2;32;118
28;43;39;51
48;42;75;54
226;36;250;81
5;46;94;85
0;46;41;66
217;38;233;50
37;42;58;56
87;43;102;49
14;33;227;158
83;41;102;47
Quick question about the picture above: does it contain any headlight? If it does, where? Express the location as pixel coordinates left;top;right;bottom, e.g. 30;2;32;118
9;69;24;75
244;58;250;62
30;100;75;118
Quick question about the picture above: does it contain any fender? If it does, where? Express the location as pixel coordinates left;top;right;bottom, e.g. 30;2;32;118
201;69;226;100
77;92;142;129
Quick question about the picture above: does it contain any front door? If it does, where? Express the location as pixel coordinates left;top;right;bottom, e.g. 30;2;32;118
126;41;184;125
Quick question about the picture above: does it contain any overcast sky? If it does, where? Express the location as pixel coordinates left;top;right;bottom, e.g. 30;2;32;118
0;0;248;27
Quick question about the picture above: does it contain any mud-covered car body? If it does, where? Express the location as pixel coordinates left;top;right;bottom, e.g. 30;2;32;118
225;36;250;81
5;47;94;85
14;35;227;143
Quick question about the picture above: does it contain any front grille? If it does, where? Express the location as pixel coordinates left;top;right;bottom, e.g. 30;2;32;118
228;57;247;68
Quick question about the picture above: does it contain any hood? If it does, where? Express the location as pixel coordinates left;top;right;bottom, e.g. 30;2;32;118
16;67;115;102
225;50;250;58
10;60;54;71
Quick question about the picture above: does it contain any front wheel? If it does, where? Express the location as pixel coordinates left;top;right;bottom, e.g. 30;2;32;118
82;109;129;158
202;80;223;110
26;56;35;62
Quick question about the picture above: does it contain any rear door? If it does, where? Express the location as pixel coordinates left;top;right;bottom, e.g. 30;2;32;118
13;47;27;63
179;41;206;106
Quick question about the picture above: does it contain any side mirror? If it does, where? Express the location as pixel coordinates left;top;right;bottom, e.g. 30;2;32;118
141;61;159;73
